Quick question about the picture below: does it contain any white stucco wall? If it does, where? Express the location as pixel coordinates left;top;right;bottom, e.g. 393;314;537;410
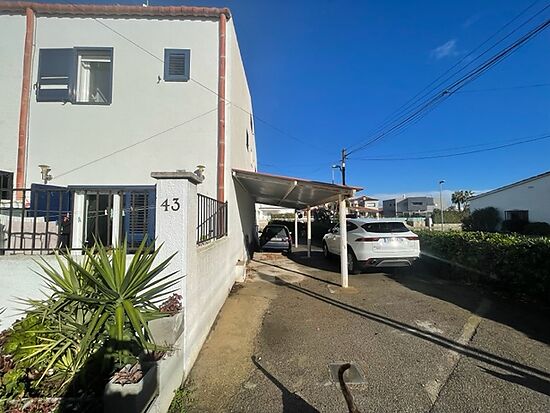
469;173;550;224
20;15;219;198
0;15;25;175
0;255;51;330
182;17;258;375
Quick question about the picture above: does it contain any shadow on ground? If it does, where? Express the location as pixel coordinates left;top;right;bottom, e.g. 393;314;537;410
285;249;550;346
251;356;319;413
387;260;550;346
252;261;550;398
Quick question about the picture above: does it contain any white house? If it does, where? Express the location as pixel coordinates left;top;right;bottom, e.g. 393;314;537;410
0;3;259;404
0;1;257;254
469;170;550;225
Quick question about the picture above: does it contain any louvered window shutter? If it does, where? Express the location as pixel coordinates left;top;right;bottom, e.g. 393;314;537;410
164;49;191;82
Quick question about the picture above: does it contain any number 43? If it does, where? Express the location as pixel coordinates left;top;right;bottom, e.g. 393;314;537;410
161;198;180;212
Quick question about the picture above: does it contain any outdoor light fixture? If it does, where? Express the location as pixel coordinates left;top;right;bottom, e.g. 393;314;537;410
38;164;52;184
194;165;205;176
331;164;342;184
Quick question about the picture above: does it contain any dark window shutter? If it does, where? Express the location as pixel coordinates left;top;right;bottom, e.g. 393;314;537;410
123;188;156;251
36;48;74;102
164;49;190;82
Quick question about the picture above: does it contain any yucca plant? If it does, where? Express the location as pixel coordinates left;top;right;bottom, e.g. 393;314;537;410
37;239;178;353
10;239;179;396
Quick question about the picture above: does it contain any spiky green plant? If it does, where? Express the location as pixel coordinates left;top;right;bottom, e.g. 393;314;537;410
10;239;179;395
36;239;178;352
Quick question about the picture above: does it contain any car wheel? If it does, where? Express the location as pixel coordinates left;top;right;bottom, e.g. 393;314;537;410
323;242;331;259
347;249;359;274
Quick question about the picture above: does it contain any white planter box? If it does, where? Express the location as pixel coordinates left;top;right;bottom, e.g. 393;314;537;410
148;311;184;347
103;363;159;413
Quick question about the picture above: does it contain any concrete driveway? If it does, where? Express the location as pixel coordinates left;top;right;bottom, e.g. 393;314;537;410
186;247;550;413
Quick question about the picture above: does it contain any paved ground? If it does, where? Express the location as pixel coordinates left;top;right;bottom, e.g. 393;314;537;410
187;247;550;413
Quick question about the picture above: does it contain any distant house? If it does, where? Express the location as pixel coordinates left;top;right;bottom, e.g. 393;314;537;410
469;170;550;225
256;204;295;229
383;196;435;217
347;195;379;217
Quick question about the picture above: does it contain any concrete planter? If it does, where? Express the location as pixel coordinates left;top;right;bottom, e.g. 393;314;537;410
103;363;159;413
148;311;184;347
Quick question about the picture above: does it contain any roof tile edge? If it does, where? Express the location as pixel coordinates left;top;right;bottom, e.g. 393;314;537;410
0;1;231;19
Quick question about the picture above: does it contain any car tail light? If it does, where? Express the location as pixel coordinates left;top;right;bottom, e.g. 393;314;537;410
406;236;419;240
355;237;380;242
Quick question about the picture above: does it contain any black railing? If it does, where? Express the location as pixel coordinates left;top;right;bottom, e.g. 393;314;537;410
0;185;72;254
197;194;228;245
0;185;155;254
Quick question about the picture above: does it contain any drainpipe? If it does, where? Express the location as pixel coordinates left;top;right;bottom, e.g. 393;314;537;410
16;7;35;191
216;12;227;202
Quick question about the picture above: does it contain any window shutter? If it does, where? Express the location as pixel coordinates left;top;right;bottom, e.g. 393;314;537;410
36;49;74;102
123;189;155;250
164;49;190;82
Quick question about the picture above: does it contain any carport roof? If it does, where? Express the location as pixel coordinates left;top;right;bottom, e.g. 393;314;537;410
232;169;362;209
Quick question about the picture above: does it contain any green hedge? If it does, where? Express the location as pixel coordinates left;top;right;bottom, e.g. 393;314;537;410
432;209;469;224
417;231;550;303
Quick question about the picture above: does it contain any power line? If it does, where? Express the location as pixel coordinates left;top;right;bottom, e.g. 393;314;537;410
345;0;545;153
346;14;550;156
354;132;550;157
345;2;550;155
56;0;319;150
455;82;550;93
55;107;218;179
349;132;550;161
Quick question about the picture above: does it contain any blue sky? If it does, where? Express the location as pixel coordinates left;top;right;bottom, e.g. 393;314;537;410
41;1;550;200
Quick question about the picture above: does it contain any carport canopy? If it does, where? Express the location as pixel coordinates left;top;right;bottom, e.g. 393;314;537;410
232;169;361;208
232;169;363;288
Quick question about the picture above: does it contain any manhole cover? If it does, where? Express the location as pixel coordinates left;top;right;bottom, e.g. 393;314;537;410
328;362;365;384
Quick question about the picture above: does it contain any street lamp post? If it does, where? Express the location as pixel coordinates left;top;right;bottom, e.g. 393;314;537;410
331;165;342;184
439;180;445;231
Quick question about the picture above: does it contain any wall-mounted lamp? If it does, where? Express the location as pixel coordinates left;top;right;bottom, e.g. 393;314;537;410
38;164;52;184
194;165;206;179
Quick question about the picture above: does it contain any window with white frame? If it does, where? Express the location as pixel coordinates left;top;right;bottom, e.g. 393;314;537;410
75;49;113;104
36;47;113;104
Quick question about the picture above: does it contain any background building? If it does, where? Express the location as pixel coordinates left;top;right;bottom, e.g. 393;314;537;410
383;196;435;217
469;170;550;225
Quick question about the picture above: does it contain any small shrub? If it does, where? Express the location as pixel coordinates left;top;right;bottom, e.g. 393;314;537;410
432;209;469;224
462;207;500;232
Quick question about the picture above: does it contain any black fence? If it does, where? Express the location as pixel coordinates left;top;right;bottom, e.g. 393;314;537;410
0;185;155;254
197;194;228;245
0;185;72;254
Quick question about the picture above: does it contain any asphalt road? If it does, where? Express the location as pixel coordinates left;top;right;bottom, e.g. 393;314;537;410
187;248;550;413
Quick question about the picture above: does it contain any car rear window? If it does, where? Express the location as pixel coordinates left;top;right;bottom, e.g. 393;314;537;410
264;226;288;237
361;222;409;233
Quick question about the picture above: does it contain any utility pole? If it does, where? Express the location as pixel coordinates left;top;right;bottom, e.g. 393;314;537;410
341;148;347;186
439;180;445;231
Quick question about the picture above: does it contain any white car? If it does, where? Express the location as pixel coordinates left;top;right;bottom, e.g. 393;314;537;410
322;218;420;273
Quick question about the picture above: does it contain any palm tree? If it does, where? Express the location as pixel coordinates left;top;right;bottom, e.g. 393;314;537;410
451;190;473;212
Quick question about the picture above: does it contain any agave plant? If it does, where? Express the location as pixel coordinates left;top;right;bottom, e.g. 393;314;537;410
12;239;179;395
37;239;179;352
